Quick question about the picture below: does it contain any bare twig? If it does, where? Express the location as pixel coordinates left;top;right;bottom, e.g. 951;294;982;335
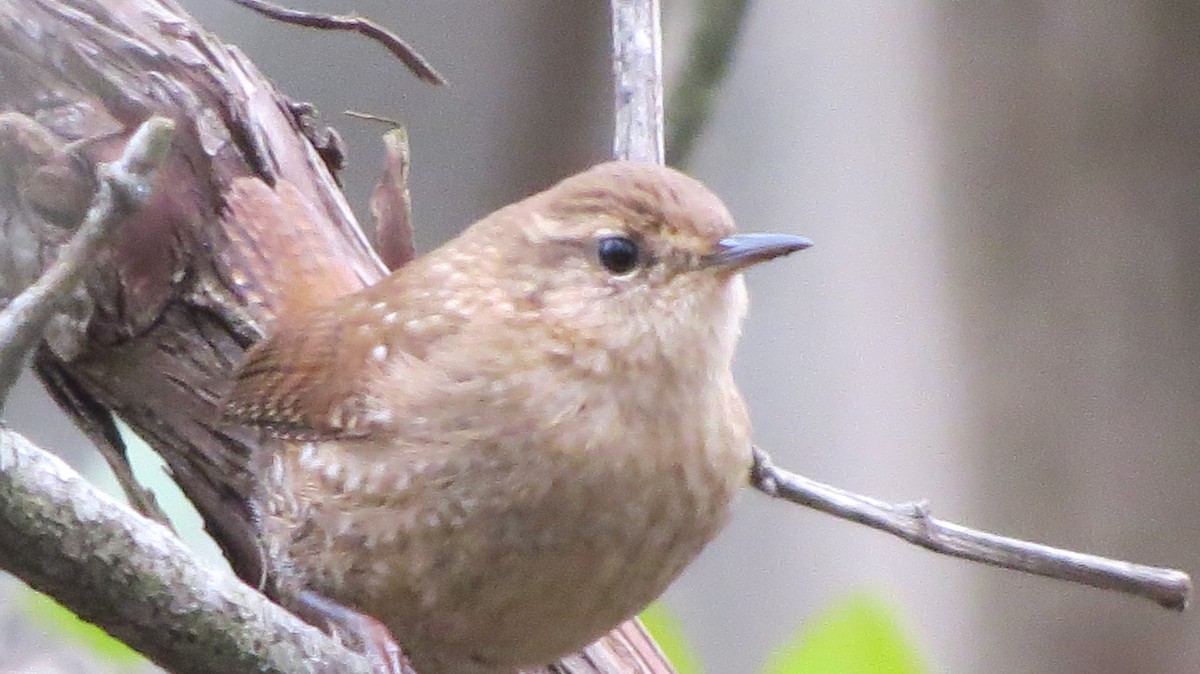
665;0;751;166
610;0;665;163
750;447;1192;611
345;110;404;127
0;427;372;674
0;117;175;408
228;0;446;86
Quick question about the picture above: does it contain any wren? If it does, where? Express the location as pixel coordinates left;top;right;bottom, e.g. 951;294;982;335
224;161;811;674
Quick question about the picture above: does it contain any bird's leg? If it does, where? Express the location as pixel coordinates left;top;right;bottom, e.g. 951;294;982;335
298;590;414;674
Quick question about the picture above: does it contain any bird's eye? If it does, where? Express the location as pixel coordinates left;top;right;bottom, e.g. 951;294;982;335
597;236;640;274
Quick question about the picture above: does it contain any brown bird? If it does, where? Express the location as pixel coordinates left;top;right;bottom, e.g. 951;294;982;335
225;160;811;674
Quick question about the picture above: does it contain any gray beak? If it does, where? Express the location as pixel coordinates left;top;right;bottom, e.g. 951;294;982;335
703;233;813;270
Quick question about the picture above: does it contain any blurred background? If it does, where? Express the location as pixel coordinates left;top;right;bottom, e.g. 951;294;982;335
4;1;1199;672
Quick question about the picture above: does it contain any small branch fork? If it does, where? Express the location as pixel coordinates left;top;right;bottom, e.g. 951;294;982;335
751;447;1192;610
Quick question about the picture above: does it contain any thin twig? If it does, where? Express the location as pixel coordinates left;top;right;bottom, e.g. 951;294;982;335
345;110;404;128
0;117;175;408
610;0;665;163
0;427;371;674
665;0;751;167
228;0;446;86
750;447;1192;611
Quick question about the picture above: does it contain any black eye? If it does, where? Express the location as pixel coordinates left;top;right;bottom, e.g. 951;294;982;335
597;236;640;274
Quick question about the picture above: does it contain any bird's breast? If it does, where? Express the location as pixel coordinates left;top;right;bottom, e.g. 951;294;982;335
256;358;750;672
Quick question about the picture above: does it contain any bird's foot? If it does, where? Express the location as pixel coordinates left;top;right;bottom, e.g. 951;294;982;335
299;590;415;674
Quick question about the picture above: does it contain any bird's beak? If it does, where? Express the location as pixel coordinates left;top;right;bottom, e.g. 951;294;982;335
702;233;813;271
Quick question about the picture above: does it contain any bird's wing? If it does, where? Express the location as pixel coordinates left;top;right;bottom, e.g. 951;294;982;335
223;286;434;441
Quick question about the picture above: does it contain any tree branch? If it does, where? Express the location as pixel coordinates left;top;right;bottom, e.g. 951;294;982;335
750;447;1192;611
0;118;174;408
610;0;665;163
227;0;446;86
0;427;372;674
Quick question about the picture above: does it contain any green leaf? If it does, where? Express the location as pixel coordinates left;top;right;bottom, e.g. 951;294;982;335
639;601;705;674
763;593;926;674
22;588;146;667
